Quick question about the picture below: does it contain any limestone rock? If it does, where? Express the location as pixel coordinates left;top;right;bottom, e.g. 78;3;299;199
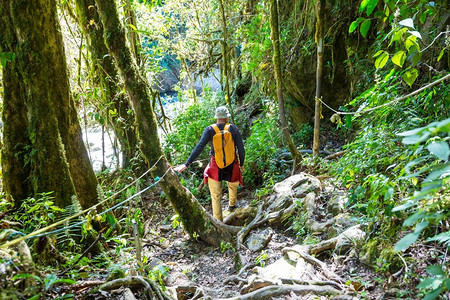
273;173;321;197
327;193;347;216
120;288;137;300
268;194;293;212
335;225;365;254
246;228;273;252
240;274;275;294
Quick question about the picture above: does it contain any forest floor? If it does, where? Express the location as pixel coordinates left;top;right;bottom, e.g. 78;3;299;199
85;178;411;300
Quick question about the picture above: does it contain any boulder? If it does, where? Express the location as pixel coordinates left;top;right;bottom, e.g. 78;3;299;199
240;274;276;294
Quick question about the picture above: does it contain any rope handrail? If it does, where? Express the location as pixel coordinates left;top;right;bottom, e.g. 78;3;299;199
0;156;168;250
320;73;450;116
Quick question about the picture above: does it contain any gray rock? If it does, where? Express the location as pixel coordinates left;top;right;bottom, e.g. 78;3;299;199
334;213;358;230
335;225;365;254
240;275;275;294
120;288;137;300
273;173;321;197
327;193;347;216
268;194;293;212
246;228;274;252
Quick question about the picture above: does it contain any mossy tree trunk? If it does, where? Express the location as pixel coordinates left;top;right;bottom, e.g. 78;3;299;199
74;0;138;169
0;2;32;208
218;0;233;119
7;0;77;208
95;0;236;246
313;0;325;158
2;0;99;209
269;0;301;163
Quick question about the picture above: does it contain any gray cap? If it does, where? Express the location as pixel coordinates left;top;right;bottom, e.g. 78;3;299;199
214;106;231;119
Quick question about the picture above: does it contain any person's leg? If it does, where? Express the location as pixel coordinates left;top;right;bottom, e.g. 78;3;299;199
208;179;223;221
227;181;239;208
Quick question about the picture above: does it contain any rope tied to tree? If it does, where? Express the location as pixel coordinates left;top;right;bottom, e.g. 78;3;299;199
0;155;169;250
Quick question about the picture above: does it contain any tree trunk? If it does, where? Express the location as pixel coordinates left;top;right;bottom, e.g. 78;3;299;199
73;0;138;169
218;0;233;119
269;0;301;162
313;0;325;158
95;0;236;246
121;0;142;65
8;0;77;208
0;2;32;207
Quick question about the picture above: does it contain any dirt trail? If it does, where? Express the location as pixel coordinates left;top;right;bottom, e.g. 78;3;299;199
124;173;388;299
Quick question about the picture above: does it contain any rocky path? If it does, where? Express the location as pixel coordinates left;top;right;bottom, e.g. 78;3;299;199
123;172;381;299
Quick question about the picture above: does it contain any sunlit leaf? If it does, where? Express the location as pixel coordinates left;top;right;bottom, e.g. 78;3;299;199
408;31;422;39
402;68;419;87
437;49;445;62
374;51;389;69
365;0;378;16
427;141;449;161
392;51;406;67
399;18;414;28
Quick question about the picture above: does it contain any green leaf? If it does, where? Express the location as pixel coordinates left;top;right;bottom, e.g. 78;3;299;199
373;50;384;58
412;52;422;66
394;232;419;251
417;277;435;289
365;0;378;16
12;274;42;282
403;211;427;227
423;287;443;300
402;68;419;87
384;187;394;200
427;141;449;161
349;18;364;33
437;49;445;62
359;0;370;12
426;265;445;276
405;36;418;51
360;19;371;38
392;51;406;67
399;18;414;28
392;201;415;212
374;51;389;69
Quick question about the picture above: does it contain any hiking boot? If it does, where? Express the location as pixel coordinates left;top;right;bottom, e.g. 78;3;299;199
227;205;236;212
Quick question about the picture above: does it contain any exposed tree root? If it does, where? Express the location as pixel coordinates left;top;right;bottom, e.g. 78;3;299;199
99;276;174;300
219;284;341;299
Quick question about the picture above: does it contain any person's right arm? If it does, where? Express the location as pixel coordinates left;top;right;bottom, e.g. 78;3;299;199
175;126;211;172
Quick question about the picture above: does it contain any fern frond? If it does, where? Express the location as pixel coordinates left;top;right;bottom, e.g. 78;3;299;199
427;231;450;247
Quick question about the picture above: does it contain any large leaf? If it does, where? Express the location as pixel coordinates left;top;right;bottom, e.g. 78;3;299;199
360;19;371;38
392;50;406;67
423;287;443;300
426;265;445;276
395;232;420;251
399;18;414;28
402;68;419;87
365;0;379;16
427;141;450;161
375;51;389;69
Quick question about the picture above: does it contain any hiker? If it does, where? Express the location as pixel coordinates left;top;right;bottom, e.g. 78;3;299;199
174;106;245;221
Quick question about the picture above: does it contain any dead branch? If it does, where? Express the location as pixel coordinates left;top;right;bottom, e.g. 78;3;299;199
324;150;347;160
280;278;342;290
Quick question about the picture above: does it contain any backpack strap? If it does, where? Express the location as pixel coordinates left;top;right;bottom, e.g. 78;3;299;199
211;124;220;134
224;123;231;131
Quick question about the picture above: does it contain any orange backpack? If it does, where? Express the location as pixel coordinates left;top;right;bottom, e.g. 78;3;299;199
211;123;235;169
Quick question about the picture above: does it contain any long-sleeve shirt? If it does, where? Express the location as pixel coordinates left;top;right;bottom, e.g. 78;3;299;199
185;123;245;167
